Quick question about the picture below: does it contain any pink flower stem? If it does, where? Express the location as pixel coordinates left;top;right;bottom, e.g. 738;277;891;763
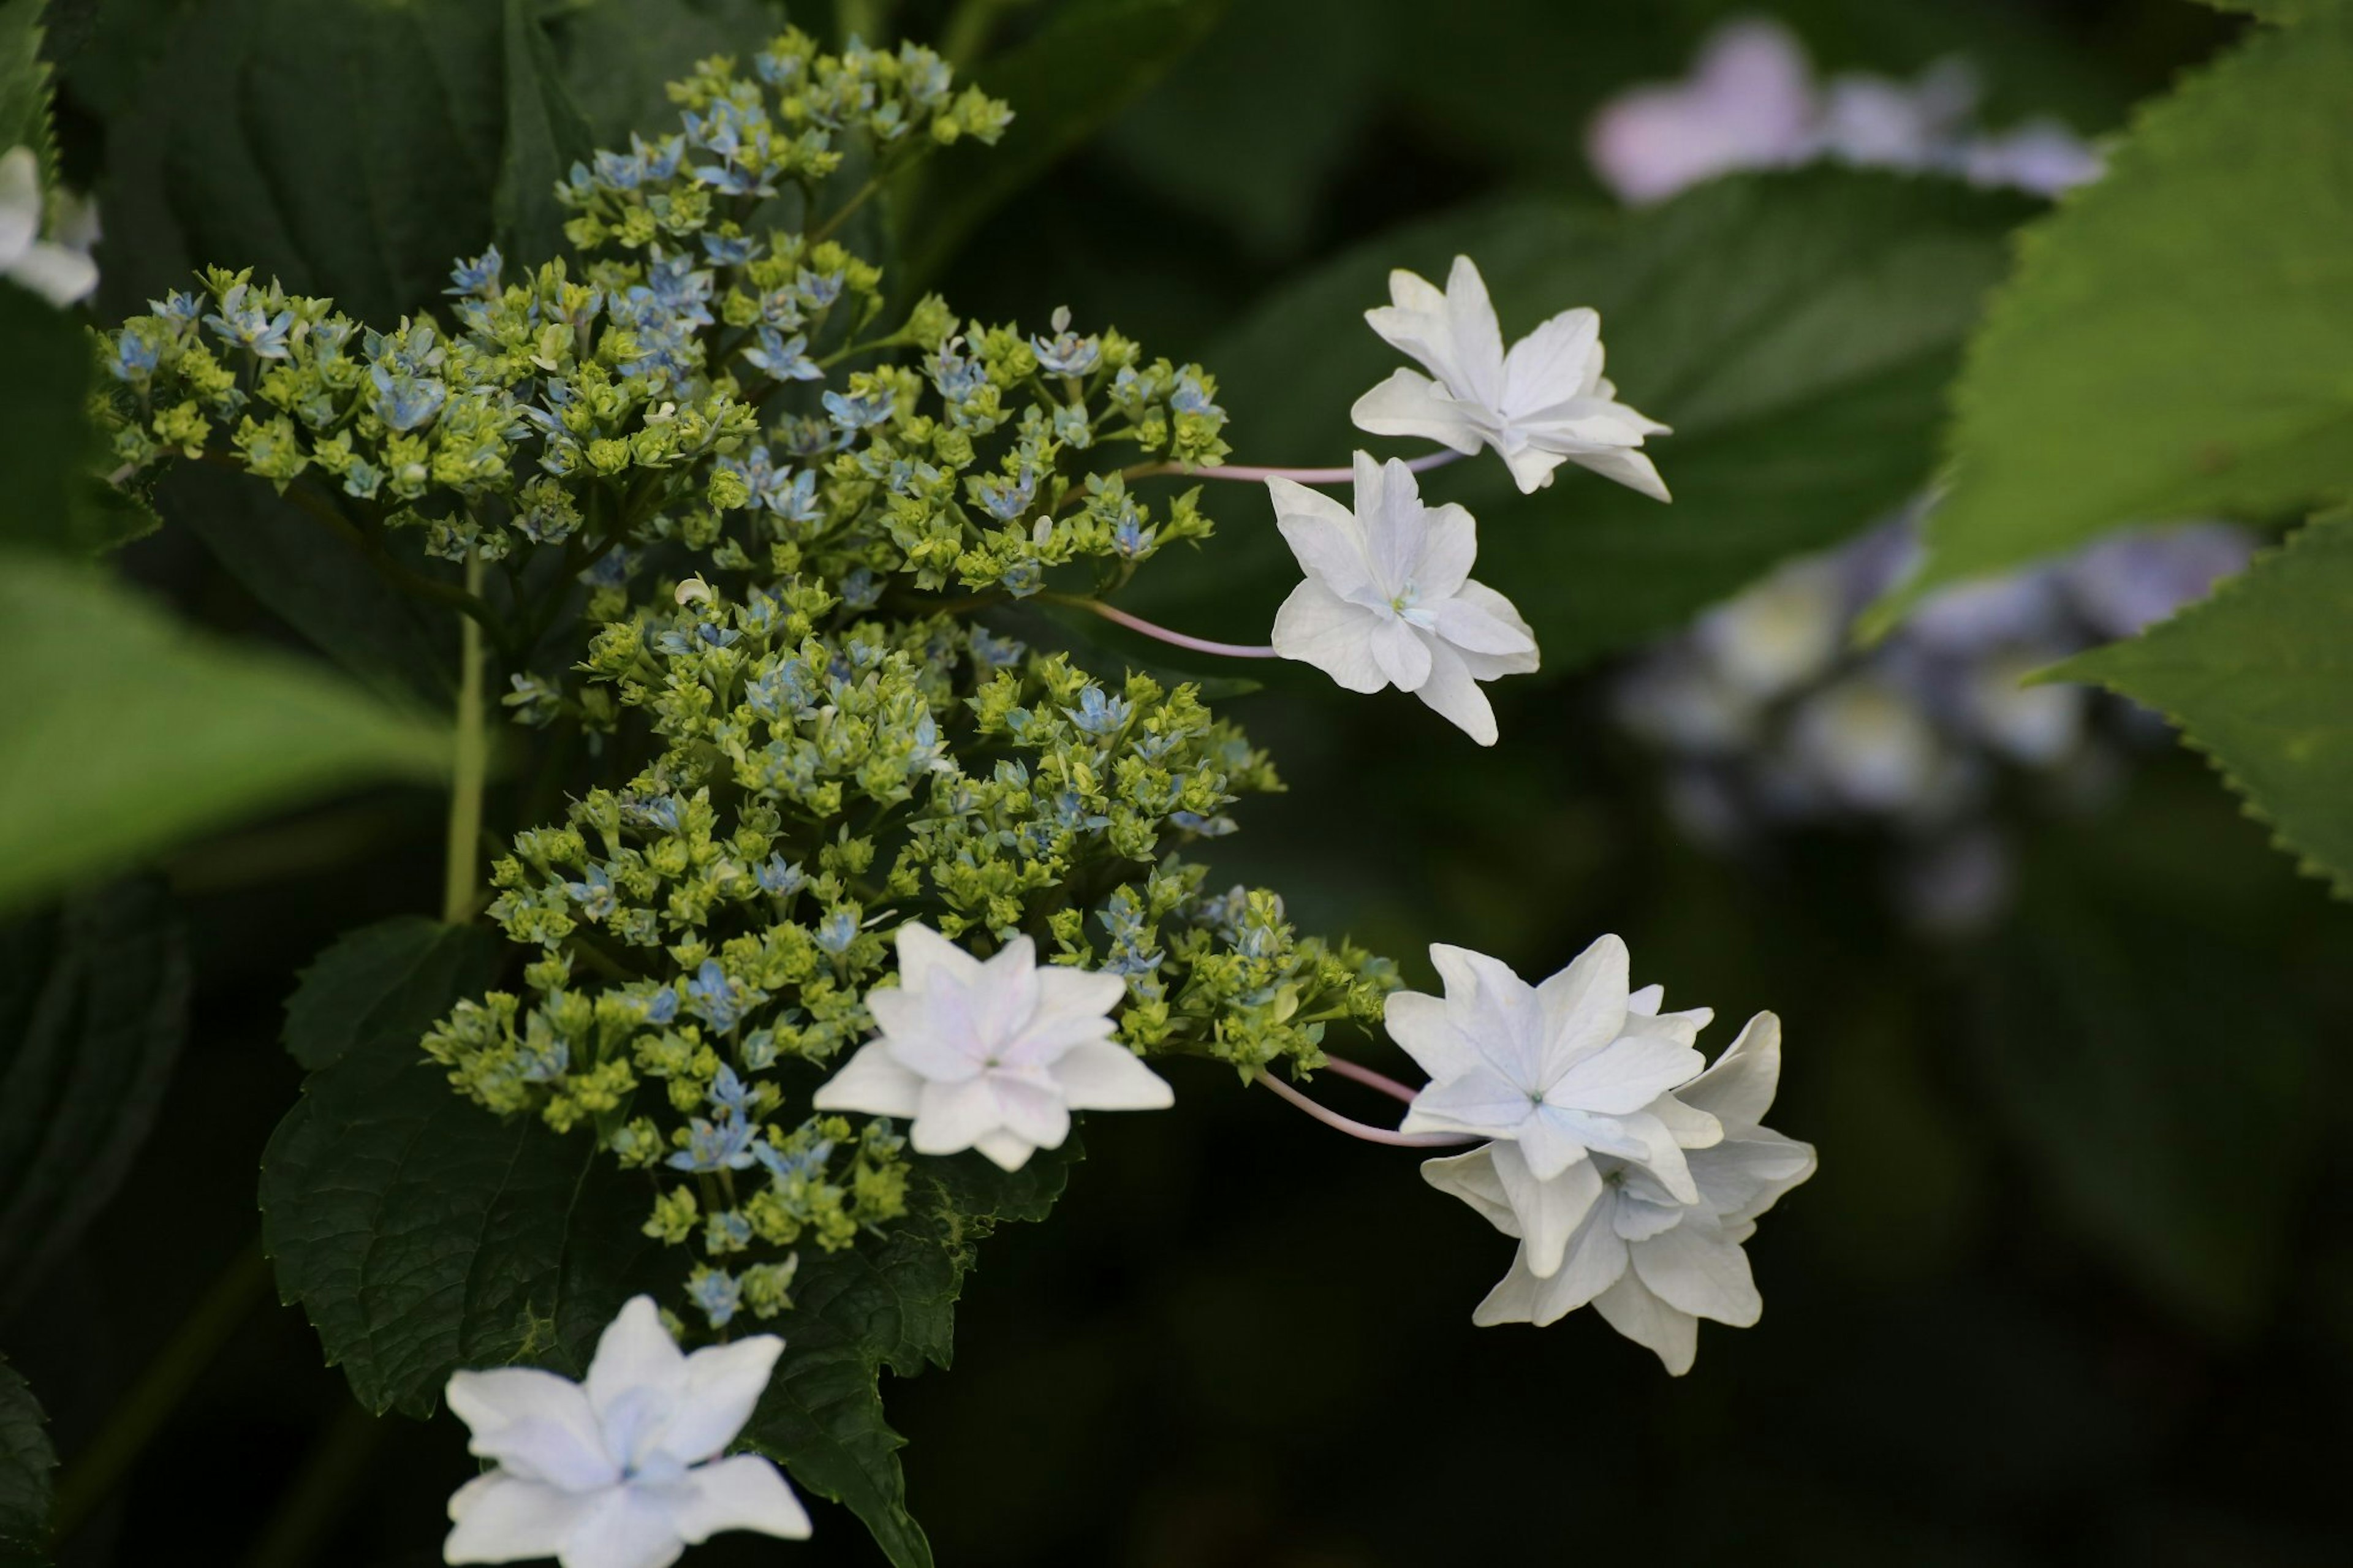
1047;593;1281;660
1125;449;1466;486
1319;1055;1422;1106
1254;1070;1476;1149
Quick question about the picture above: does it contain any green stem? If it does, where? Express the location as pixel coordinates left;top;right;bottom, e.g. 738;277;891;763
444;548;491;925
810;173;887;244
51;1241;273;1540
939;0;1007;69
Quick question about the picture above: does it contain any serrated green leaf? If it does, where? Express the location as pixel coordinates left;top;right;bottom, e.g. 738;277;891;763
0;553;451;914
260;979;657;1418
1125;172;2028;671
743;1145;1078;1568
282;917;503;1072
0;1358;53;1568
0;882;188;1322
906;0;1230;286
493;0;595;264
0;286;156;558
1882;10;2353;622
2046;514;2353;896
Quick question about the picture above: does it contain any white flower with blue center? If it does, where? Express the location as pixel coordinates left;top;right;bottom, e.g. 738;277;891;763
1268;452;1538;747
1425;1012;1816;1374
442;1295;810;1567
813;923;1173;1170
1351;256;1670;499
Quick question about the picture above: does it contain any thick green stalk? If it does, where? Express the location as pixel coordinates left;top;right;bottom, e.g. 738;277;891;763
442;548;490;925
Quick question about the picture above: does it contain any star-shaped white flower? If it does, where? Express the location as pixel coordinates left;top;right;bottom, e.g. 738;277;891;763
1268;452;1539;746
1390;936;1719;1195
1351;256;1669;500
813;923;1173;1170
0;147;96;308
1428;1012;1817;1374
443;1295;809;1568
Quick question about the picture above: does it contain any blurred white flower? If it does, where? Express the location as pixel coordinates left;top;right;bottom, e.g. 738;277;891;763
813;923;1170;1171
1431;1013;1816;1374
1783;675;1949;814
0;146;97;308
1351;256;1671;499
1390;937;1719;1196
1694;556;1848;701
1963;649;2087;766
444;1295;809;1568
1268;452;1539;746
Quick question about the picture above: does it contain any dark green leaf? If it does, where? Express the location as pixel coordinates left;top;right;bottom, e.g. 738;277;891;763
282;917;503;1072
0;552;451;913
743;1145;1078;1568
548;0;783;151
907;0;1230;285
1883;9;2353;620
493;0;596;265
0;1358;53;1568
260;970;657;1417
1127;172;2029;672
2046;514;2353;896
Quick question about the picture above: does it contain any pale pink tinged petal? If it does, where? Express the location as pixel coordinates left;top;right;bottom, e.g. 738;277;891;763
1447;581;1540;681
1633;1221;1762;1326
1420;1145;1519;1238
1411;502;1479;599
1646;1091;1724;1151
1677;1012;1782;1126
445;1475;599;1564
655;1337;784;1466
0;149;38;267
1535;934;1632;1068
895;922;983;989
987;1072;1074;1153
1349;369;1488;453
445;1369;615;1491
558;1486;688;1568
1531;1202;1632;1323
911;1075;1012;1157
585;1298;689;1433
1368;616;1434;692
971;1127;1037;1169
1271;578;1390;693
811;1041;926;1116
670;1455;813;1544
965;950;1043;1061
1499;440;1568;495
1592;1271;1700;1374
1411;640;1500;746
1470;1250;1544;1327
1427;594;1537;658
1400;1066;1536;1141
1051;1040;1175;1111
1500;308;1601;416
1495;1142;1602;1279
1567;444;1672;503
1442;256;1507;407
1382;991;1476;1081
1545;1033;1704;1116
7;243;97;307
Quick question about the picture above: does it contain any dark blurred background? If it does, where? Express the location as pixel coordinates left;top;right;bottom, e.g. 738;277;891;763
19;0;2353;1564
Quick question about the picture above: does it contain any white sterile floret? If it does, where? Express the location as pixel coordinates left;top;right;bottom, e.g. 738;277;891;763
1427;1013;1816;1375
1390;937;1721;1195
1351;255;1669;500
813;923;1172;1170
0;147;97;308
1268;452;1538;746
442;1295;810;1568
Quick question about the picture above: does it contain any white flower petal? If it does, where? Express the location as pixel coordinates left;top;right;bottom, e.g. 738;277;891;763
1691;1129;1817;1226
1632;1220;1762;1327
971;1127;1039;1170
1420;1145;1519;1238
1499;441;1568;494
1446;581;1541;680
1534;934;1632;1069
1591;1271;1700;1374
1349;368;1488;453
0;148;39;267
1272;578;1391;693
1499;307;1601;417
911;1075;1023;1159
1412;501;1479;600
1677;1011;1782;1127
1268;476;1376;598
1400;1064;1533;1142
654;1336;784;1466
1411;639;1500;745
585;1298;689;1439
1427;593;1537;658
1564;442;1672;503
559;1486;689;1568
670;1454;813;1545
1493;1141;1603;1279
1545;1032;1704;1117
7;243;97;308
1645;1090;1724;1151
1368;616;1434;691
445;1474;599;1564
1050;1039;1175;1111
1384;989;1475;1080
811;1040;925;1118
1441;256;1507;407
896;920;985;989
445;1369;616;1493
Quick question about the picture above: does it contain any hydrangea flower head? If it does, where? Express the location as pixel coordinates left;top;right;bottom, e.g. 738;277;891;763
813;923;1173;1170
1268;452;1538;746
1351;256;1669;499
442;1295;810;1567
